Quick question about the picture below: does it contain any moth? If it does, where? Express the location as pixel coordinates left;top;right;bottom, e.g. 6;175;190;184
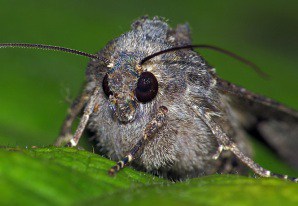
1;16;297;181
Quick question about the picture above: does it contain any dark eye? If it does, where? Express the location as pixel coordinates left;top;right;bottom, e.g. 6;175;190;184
135;71;158;103
102;74;113;97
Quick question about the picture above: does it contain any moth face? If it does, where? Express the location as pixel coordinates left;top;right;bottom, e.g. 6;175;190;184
102;55;158;123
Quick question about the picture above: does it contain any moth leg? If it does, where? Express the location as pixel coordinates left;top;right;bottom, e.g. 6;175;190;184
212;145;226;160
66;86;100;147
54;88;92;146
193;105;298;182
108;106;168;176
55;86;100;147
226;143;297;182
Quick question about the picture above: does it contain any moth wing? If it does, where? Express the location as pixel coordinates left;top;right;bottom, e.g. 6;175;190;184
217;78;298;169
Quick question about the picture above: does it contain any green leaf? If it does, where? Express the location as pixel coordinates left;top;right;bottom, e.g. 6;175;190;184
1;147;298;206
85;176;298;206
0;147;166;205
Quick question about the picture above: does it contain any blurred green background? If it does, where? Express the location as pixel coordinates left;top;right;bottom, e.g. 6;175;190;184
0;0;297;170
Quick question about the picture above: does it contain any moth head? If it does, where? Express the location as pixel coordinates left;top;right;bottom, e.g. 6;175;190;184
102;54;158;122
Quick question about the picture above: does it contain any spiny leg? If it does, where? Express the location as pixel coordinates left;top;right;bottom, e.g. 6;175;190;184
108;106;168;176
58;86;100;147
229;144;297;182
54;87;92;146
192;105;298;182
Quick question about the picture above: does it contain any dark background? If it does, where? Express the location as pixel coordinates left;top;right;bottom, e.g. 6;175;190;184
0;0;297;162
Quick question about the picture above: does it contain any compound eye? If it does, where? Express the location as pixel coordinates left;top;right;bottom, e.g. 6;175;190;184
102;74;113;97
135;71;158;103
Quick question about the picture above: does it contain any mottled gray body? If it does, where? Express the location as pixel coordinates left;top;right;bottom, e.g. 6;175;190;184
45;16;298;181
85;17;251;179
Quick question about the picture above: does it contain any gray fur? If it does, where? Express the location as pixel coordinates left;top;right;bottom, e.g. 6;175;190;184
85;16;251;179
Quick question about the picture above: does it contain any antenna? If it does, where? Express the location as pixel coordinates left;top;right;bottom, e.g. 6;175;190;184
140;44;268;78
0;43;100;60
